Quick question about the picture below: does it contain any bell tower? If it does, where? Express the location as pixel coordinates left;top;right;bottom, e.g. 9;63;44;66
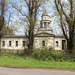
40;10;51;29
38;10;53;34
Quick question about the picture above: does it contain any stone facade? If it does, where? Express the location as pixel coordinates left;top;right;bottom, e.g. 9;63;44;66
34;33;66;50
1;36;27;50
1;10;67;51
34;10;67;50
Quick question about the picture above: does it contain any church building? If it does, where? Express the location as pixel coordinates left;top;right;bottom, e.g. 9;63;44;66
1;10;67;51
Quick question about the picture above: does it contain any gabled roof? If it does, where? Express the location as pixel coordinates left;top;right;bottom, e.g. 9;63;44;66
35;32;55;37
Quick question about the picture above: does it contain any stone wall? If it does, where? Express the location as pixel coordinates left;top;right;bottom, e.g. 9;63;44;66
34;36;66;51
1;37;27;50
34;37;54;48
54;38;66;50
1;37;66;51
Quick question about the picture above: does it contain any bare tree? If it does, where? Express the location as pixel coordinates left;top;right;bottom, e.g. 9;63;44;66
3;12;16;35
54;0;75;53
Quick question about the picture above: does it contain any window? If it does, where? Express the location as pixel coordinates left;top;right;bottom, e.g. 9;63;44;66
16;41;18;47
42;41;45;46
9;41;11;47
48;22;50;24
23;41;25;47
44;22;46;25
62;40;65;50
48;22;50;27
56;41;58;47
40;23;42;28
2;41;5;47
44;22;47;28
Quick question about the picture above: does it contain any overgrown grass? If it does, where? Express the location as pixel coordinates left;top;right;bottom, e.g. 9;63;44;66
0;51;75;70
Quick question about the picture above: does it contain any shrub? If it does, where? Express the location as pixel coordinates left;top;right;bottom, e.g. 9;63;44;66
32;50;40;60
70;54;75;62
48;46;54;51
32;47;75;62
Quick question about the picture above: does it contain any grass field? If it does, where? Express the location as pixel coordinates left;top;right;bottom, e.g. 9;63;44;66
0;52;75;70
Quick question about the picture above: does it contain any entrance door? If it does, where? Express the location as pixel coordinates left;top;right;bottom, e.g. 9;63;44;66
62;40;65;50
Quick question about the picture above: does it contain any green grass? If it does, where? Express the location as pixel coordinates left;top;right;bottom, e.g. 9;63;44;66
0;52;75;70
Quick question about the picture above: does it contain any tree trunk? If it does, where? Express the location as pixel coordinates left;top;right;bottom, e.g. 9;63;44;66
0;38;1;52
28;23;34;55
67;38;74;54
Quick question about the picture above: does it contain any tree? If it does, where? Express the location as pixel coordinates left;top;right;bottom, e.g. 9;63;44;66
53;0;75;53
12;0;46;54
2;12;16;35
0;0;11;51
0;0;5;51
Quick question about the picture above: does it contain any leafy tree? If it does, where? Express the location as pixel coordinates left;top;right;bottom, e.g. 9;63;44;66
0;0;6;51
53;0;75;53
12;0;46;54
0;0;12;51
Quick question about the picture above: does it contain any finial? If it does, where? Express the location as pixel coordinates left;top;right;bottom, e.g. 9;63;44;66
42;9;48;16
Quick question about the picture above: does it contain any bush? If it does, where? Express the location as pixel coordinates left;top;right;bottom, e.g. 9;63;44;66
32;46;54;61
32;47;75;62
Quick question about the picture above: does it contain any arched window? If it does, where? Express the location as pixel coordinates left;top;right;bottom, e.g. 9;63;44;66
40;23;42;28
23;41;25;47
2;41;5;47
9;41;11;47
42;41;45;46
44;22;46;25
16;41;18;47
44;22;47;28
56;41;58;47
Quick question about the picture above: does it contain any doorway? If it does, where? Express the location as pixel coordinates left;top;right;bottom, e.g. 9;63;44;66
62;40;66;50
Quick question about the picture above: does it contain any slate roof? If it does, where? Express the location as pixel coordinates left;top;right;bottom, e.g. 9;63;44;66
35;32;55;37
1;34;65;38
1;35;26;38
35;32;65;38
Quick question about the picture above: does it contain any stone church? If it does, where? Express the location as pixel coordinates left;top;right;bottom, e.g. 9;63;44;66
1;10;67;51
